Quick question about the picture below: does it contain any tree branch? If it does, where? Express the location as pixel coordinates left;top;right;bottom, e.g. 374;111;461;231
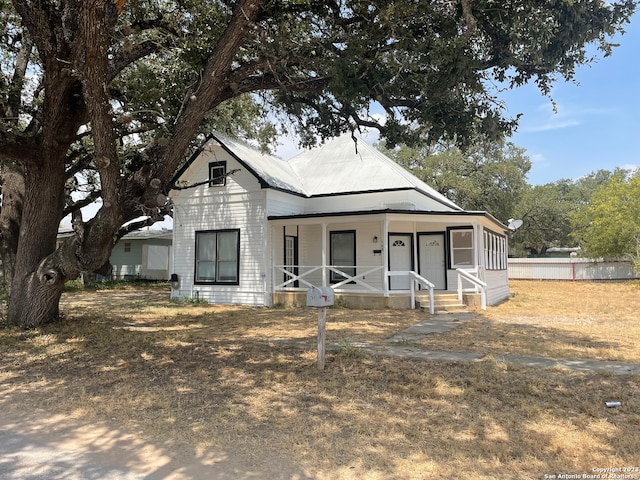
157;0;266;182
62;190;102;217
170;169;240;191
109;40;162;81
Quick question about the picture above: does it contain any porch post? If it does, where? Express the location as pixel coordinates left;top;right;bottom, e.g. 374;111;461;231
474;222;484;280
321;222;327;287
383;217;389;297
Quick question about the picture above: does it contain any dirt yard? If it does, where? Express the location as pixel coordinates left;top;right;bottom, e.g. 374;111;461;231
0;280;639;479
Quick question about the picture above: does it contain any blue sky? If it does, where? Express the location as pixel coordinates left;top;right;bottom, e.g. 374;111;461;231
497;11;640;185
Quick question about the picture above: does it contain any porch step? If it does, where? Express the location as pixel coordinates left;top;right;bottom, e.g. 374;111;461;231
416;293;469;313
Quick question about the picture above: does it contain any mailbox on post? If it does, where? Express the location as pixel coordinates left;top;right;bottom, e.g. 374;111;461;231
306;287;334;371
306;287;334;308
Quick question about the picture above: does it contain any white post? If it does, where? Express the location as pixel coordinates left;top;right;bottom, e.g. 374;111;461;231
429;286;435;315
321;223;327;287
383;217;389;297
410;277;415;309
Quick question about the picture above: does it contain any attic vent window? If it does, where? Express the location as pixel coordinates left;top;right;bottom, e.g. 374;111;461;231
209;161;227;187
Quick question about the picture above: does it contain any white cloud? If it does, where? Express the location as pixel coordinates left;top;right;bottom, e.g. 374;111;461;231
520;101;617;133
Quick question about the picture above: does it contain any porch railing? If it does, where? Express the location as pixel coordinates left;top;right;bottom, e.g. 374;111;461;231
387;271;435;314
274;265;436;312
456;268;487;310
274;265;384;292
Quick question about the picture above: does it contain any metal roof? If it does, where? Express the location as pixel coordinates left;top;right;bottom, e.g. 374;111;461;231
287;134;461;210
212;134;307;195
207;133;462;211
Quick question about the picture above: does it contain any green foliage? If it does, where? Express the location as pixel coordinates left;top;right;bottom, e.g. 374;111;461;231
380;138;531;222
1;0;635;177
511;169;626;256
510;183;576;256
170;296;208;305
337;338;368;359
571;170;640;270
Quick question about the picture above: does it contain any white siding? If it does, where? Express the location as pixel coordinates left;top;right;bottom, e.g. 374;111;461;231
299;224;323;287
265;190;305;216
485;269;510;305
170;145;269;305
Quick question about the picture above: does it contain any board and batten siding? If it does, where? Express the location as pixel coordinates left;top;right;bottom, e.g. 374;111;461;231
170;146;270;305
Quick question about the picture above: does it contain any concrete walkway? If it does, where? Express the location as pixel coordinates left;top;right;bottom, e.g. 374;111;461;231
340;313;640;376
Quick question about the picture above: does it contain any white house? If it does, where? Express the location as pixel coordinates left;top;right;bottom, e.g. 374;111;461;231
169;133;510;310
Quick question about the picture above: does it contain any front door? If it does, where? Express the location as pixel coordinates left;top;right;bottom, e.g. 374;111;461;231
418;233;446;290
389;233;413;290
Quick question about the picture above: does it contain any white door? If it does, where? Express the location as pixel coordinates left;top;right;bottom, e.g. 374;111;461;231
389;234;412;290
418;233;446;290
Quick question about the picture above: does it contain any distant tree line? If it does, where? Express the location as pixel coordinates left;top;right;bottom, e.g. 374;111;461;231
381;140;638;264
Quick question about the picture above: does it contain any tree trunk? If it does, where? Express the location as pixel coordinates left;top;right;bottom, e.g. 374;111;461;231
7;153;68;327
0;164;25;296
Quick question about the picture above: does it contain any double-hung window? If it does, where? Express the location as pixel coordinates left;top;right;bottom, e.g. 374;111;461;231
449;228;474;268
209;161;227;187
195;229;240;284
330;230;356;283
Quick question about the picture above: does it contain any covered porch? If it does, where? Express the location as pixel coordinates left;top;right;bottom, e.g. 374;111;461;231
269;211;497;311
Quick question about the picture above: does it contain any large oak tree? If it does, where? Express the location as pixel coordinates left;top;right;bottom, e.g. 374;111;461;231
0;0;635;327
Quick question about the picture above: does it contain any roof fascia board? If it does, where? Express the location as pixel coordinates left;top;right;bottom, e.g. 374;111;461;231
268;209;507;230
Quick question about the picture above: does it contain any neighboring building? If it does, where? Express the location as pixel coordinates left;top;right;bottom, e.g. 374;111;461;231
169;133;510;309
109;229;173;280
59;229;173;281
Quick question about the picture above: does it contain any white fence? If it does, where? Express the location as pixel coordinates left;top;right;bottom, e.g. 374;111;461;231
508;258;638;281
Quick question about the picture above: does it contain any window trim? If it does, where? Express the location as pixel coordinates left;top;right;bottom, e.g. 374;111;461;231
329;230;356;284
194;229;240;285
208;161;227;187
447;226;475;269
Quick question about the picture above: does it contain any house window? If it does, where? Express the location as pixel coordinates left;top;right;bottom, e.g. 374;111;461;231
484;229;507;271
124;242;131;253
195;229;240;284
449;229;474;268
209;161;227;187
330;230;356;283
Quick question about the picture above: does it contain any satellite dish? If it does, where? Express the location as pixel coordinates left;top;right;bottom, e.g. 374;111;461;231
508;218;523;231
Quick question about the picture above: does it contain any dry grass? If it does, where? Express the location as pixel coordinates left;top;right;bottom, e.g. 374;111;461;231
0;281;639;479
421;280;640;362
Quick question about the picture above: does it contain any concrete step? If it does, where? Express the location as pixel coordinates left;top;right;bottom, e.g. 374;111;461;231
415;293;469;313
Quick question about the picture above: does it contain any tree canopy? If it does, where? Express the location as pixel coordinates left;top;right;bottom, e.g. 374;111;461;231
509;169;625;256
380;138;531;223
571;169;640;270
0;0;636;327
